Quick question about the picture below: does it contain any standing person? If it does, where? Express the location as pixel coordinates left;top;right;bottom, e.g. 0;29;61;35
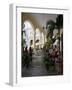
29;47;33;64
24;46;29;68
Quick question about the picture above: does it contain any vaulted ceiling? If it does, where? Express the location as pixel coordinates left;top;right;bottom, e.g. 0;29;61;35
30;13;57;27
22;13;58;34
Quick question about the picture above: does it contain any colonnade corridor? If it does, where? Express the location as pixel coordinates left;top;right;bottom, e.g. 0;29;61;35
22;49;61;77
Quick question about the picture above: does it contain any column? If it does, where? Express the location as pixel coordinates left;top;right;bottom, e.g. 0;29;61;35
40;32;42;49
44;33;45;45
33;30;36;49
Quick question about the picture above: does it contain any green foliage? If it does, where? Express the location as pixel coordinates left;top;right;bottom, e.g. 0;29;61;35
43;20;55;70
47;36;52;47
56;15;63;29
43;55;54;70
46;20;55;36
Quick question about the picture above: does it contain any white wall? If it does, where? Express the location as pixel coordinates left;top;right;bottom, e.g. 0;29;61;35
0;0;72;89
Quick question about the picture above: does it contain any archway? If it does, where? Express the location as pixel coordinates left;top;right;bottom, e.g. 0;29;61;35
22;20;35;49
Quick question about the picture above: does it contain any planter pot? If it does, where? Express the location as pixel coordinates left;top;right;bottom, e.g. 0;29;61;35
55;62;63;74
45;64;49;70
49;65;55;71
45;64;54;71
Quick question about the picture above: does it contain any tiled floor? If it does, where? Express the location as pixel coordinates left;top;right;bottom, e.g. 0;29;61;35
22;50;62;77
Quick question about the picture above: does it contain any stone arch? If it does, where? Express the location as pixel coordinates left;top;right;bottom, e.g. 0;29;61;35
21;13;46;33
21;13;47;49
22;20;36;49
21;13;37;30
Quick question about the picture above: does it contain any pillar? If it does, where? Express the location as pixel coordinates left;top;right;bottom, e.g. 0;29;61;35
33;30;36;49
